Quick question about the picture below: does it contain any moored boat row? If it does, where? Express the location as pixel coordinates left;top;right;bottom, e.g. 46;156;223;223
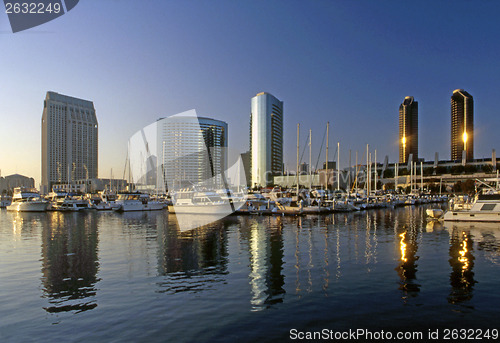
3;185;447;216
4;188;168;213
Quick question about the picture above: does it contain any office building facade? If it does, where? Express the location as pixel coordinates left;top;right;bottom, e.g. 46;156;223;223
156;111;228;191
41;91;98;194
399;96;418;164
451;89;474;161
250;92;283;187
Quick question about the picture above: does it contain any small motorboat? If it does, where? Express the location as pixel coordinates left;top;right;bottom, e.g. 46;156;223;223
426;208;444;219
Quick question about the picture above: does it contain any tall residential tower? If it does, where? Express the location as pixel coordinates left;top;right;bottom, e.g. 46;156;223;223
399;96;418;164
451;89;474;161
41;91;98;193
250;92;283;187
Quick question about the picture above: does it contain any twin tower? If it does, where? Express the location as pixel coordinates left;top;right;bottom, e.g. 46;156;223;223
399;89;473;164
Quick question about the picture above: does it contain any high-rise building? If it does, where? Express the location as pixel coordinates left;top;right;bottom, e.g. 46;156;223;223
156;111;228;191
250;92;283;187
451;89;474;161
399;96;418;164
41;91;98;194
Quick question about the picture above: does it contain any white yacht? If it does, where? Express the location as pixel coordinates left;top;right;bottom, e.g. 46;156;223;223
46;191;89;211
171;190;245;214
444;192;500;222
426;208;444;219
88;191;119;210
6;188;48;212
114;192;164;212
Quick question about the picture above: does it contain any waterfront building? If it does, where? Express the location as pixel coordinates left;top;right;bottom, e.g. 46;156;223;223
323;161;336;170
399;96;418;164
156;111;228;191
41;91;98;194
300;162;309;174
53;178;128;193
250;92;284;187
451;89;474;161
0;174;35;194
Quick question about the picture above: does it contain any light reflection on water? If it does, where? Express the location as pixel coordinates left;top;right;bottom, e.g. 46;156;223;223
1;205;500;342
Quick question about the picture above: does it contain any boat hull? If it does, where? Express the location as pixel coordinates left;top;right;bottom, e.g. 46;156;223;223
115;201;164;212
7;202;48;212
444;211;500;222
169;201;244;215
426;209;444;219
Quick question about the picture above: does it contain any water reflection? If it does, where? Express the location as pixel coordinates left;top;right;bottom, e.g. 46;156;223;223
248;217;285;311
448;227;476;304
452;222;500;266
395;226;421;299
10;212;47;238
156;214;231;294
41;212;99;313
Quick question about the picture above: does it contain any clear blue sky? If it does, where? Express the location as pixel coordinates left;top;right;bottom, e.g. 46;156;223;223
1;0;499;186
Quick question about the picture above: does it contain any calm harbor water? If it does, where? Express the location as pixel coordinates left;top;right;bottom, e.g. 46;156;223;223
1;205;499;342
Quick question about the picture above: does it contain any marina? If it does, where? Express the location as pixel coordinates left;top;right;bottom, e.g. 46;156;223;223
1;204;499;342
2;2;500;341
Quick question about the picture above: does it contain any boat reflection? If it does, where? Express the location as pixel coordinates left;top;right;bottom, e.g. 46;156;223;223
10;211;47;238
156;215;232;294
41;211;99;313
426;220;444;232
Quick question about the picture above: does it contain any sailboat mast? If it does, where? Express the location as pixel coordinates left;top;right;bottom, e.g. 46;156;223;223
309;128;312;189
348;149;352;194
420;161;423;191
414;162;417;193
325;122;329;191
395;163;398;191
355;151;358;193
336;142;340;191
366;144;369;196
297;124;300;196
369;153;372;195
374;149;377;193
410;161;413;193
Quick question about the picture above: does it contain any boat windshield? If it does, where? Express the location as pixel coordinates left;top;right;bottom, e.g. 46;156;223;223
118;194;141;201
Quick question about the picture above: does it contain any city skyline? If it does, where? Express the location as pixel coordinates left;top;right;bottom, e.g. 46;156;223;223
1;1;500;187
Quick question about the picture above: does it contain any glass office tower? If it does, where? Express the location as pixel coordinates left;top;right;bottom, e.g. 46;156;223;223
399;96;418;164
250;92;283;187
451;89;474;161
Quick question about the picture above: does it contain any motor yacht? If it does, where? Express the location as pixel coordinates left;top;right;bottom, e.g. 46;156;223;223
6;187;48;212
444;192;500;222
114;192;164;212
170;190;244;215
46;191;89;211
